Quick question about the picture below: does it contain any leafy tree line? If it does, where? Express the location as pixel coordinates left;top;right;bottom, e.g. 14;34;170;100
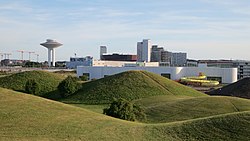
24;76;146;122
57;76;81;98
25;76;81;98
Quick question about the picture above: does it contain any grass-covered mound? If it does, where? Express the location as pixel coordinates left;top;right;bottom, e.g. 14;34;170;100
145;111;250;141
208;77;250;99
0;70;64;98
63;70;206;104
136;95;250;123
1;88;250;141
0;88;144;140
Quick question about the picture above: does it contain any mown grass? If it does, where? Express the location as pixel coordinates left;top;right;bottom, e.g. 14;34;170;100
62;71;206;104
70;104;109;113
1;88;250;141
144;111;250;141
0;88;145;141
136;95;250;123
0;70;65;98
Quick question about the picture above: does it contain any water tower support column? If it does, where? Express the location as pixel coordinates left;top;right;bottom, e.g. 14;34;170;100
52;48;56;67
48;49;52;67
40;39;63;67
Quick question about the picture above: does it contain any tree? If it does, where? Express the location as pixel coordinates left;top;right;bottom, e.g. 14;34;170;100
58;76;81;98
103;98;146;121
79;75;88;81
25;79;40;95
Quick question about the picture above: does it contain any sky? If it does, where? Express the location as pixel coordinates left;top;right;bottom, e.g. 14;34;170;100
0;0;250;62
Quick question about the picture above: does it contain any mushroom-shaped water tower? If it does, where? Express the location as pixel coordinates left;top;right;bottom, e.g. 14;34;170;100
40;39;62;67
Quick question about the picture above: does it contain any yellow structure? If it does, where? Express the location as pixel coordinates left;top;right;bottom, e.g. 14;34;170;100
180;73;219;87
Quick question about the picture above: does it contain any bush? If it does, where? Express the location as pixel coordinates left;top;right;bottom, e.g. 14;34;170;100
58;76;81;98
91;78;97;81
103;98;146;121
25;79;40;95
79;75;89;81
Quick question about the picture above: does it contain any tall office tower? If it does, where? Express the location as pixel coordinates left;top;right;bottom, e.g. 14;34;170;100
161;51;172;63
100;46;107;60
151;45;165;62
171;52;187;66
137;39;152;62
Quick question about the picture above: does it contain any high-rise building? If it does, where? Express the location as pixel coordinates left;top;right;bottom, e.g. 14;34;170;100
151;45;162;62
137;39;152;62
171;52;187;66
151;45;172;63
100;46;107;59
161;51;172;63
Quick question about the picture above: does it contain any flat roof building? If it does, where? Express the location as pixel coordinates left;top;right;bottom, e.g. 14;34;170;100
101;53;137;62
77;66;237;84
137;39;152;62
100;46;107;60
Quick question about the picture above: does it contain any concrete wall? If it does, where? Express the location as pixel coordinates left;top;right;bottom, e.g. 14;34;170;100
77;66;237;84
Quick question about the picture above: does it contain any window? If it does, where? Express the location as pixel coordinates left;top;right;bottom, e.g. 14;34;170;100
82;73;90;80
161;73;171;79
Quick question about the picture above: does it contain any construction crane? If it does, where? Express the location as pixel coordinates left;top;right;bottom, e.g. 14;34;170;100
4;53;11;59
27;51;35;61
16;50;25;61
34;54;39;62
0;53;3;60
16;50;35;61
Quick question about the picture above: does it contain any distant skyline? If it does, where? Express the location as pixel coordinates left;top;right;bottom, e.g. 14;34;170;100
0;0;250;61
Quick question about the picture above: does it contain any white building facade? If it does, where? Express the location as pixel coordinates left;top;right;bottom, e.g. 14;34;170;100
137;39;152;62
77;66;237;84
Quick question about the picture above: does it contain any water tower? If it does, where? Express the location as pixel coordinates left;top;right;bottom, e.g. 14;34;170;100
40;39;62;67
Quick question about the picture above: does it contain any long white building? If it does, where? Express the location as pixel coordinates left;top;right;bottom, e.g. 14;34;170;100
77;66;237;84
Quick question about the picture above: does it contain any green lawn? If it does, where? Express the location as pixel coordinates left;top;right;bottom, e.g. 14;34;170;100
1;88;250;140
70;104;108;113
136;95;250;123
62;70;205;104
0;70;65;99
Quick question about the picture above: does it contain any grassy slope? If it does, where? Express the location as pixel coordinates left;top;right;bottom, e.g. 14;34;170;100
0;88;145;141
208;77;250;99
0;70;64;98
145;111;250;141
136;95;250;123
1;88;250;141
63;71;206;104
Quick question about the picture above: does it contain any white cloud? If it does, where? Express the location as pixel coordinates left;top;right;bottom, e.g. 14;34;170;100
0;0;250;61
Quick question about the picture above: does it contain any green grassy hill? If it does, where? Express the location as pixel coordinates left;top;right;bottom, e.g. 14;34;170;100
145;111;250;141
62;70;206;104
0;70;64;98
136;95;250;123
0;88;144;140
1;88;250;141
208;77;250;99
